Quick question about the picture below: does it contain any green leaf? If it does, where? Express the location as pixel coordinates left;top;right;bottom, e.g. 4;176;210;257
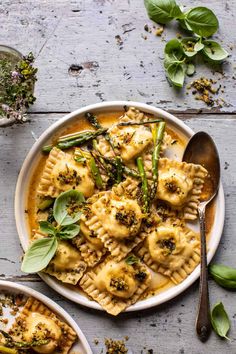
53;190;84;226
181;37;198;57
21;237;58;273
211;302;230;339
185;7;219;37
203;40;228;61
194;40;204;52
144;0;183;25
186;63;195;76
39;221;56;236
58;224;81;239
125;255;140;265
178;18;193;31
166;62;185;87
209;264;236;288
37;197;54;211
165;38;184;61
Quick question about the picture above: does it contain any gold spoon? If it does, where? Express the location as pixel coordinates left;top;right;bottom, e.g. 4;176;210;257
183;131;220;342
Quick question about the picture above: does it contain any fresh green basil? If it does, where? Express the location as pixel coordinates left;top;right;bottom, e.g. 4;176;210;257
194;40;204;52
181;37;198;57
185;7;219;37
186;63;195;76
203;40;228;61
53;190;84;226
144;0;183;24
58;224;80;239
21;237;58;273
211;302;230;339
209;264;236;288
125;255;139;265
165;38;185;60
39;221;56;236
178;18;193;31
166;62;185;87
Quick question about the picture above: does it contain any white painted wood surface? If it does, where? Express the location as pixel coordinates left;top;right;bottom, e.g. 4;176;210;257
0;0;236;352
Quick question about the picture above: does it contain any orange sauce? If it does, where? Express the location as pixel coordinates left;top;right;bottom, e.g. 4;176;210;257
26;110;216;297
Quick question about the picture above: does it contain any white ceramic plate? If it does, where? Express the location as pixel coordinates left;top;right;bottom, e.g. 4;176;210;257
15;101;225;312
0;280;92;353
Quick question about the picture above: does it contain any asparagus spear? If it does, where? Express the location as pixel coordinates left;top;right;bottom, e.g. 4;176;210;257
92;141;139;179
0;346;18;354
137;156;149;213
74;148;103;189
85;112;102;129
42;129;107;152
118;118;163;127
150;122;166;200
115;156;123;184
37;197;54;211
89;157;103;189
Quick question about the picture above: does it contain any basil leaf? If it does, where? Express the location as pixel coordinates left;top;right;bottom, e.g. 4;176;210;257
58;224;81;239
185;7;219;37
181;37;198;57
39;221;56;236
211;302;230;339
194;40;204;52
165;38;185;61
53;189;84;226
178;18;193;31
186;63;195;76
144;0;183;25
166;62;185;87
203;40;228;61
125;255;139;265
21;237;58;273
209;264;236;288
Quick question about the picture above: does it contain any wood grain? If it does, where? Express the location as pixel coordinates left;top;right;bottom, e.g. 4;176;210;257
0;0;235;113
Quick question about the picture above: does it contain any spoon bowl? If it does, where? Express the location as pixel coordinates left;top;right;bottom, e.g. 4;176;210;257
183;131;220;202
183;131;220;342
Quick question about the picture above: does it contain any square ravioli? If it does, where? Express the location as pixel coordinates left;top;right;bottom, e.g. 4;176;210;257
33;231;87;285
80;256;151;315
96;106;172;161
8;297;77;354
37;147;95;198
144;156;208;220
84;181;147;261
136;220;200;284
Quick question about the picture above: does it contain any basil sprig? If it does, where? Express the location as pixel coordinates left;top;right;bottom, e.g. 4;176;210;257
21;190;84;273
144;0;183;25
211;302;230;339
164;37;228;87
144;0;228;87
209;264;236;288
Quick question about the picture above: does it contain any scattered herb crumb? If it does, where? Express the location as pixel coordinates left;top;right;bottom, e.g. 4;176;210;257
155;27;164;36
187;77;225;107
104;338;128;354
94;338;99;345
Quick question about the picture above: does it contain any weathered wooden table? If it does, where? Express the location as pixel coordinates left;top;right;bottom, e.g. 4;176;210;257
0;1;236;353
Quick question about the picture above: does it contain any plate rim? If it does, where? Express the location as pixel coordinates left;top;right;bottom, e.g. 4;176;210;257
15;100;225;313
0;280;92;353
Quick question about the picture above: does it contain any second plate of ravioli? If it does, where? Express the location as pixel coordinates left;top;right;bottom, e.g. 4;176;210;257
15;101;224;313
0;280;92;353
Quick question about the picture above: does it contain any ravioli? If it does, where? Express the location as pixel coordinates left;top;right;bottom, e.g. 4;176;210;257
9;297;77;354
44;240;87;285
37;147;95;198
136;220;200;284
80;257;151;315
85;184;146;260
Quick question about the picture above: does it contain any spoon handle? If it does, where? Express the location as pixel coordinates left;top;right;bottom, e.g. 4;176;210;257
196;204;211;342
